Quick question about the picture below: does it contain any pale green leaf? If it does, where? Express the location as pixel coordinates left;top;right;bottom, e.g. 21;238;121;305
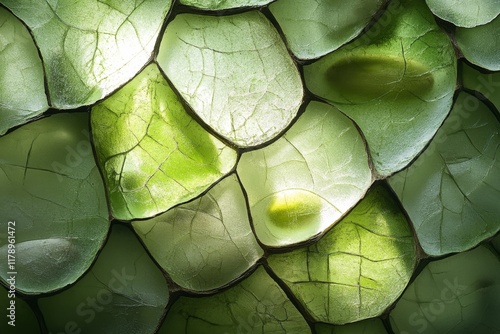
0;113;109;294
0;7;48;135
133;174;263;292
159;266;311;334
268;186;417;324
157;11;303;147
425;0;500;27
91;64;236;220
238;101;372;247
304;0;457;176
179;0;273;10
389;92;500;256
269;0;385;59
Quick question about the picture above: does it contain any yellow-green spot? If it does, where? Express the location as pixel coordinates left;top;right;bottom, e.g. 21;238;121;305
267;190;323;228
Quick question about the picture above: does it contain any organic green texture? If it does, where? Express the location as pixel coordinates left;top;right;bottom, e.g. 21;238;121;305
315;318;388;334
0;0;171;108
493;234;500;253
389;92;500;256
1;287;40;334
238;101;372;247
462;63;500;111
179;0;273;10
157;11;303;147
133;175;263;292
39;224;169;334
268;186;416;324
425;0;500;27
305;0;457;176
390;246;500;333
0;113;109;294
159;266;311;334
91;64;236;220
0;7;48;135
456;16;500;71
269;0;384;59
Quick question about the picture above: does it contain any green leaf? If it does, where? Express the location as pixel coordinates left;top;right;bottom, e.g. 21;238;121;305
159;266;311;334
315;318;388;334
38;224;169;334
133;174;263;292
0;0;172;108
269;0;385;59
456;16;500;71
0;7;48;135
493;234;500;254
1;286;40;333
0;113;109;294
179;0;274;10
157;11;303;147
238;101;373;247
390;245;500;333
462;63;500;112
389;92;500;256
268;185;417;324
91;64;236;220
425;0;500;27
304;0;457;176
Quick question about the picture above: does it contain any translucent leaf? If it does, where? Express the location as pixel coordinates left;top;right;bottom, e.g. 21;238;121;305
462;63;500;112
425;0;500;28
0;113;109;294
133;174;263;292
1;286;40;333
390;246;500;333
456;16;500;71
269;0;385;59
159;266;311;334
91;64;236;220
157;11;303;147
38;224;169;334
268;186;417;324
179;0;273;10
0;0;172;108
389;92;500;256
238;101;372;247
315;318;388;334
304;0;457;176
0;7;48;135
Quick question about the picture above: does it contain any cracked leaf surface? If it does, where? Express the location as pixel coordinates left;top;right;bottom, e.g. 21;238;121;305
0;113;109;294
270;0;385;59
157;11;303;147
0;7;48;135
91;64;236;220
238;101;372;247
425;0;500;27
133;175;263;292
389;92;500;256
268;186;416;324
305;0;457;176
179;0;273;10
390;246;500;333
0;0;172;108
38;224;169;334
159;266;311;334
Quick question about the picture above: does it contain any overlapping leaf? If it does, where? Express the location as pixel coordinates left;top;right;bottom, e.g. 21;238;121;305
39;225;169;334
462;64;500;112
305;0;457;176
1;286;40;333
179;0;273;10
425;0;500;27
390;246;500;333
91;64;236;220
159;266;311;334
389;92;500;256
0;113;109;294
269;0;385;59
0;0;172;108
268;186;417;324
238;101;372;247
157;11;303;147
133;175;263;292
0;7;48;135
